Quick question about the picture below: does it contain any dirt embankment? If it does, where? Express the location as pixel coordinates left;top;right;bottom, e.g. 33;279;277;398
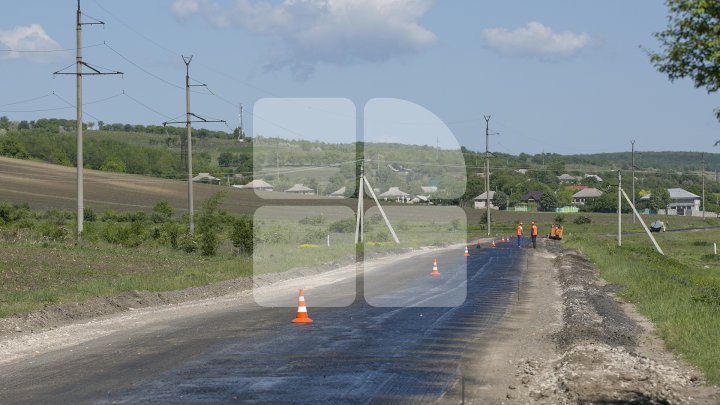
458;240;720;404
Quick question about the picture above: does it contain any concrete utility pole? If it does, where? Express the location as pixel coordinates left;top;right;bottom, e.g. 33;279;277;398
238;103;244;141
631;140;636;224
54;0;121;242
702;153;705;219
618;172;622;247
484;115;492;236
163;56;225;235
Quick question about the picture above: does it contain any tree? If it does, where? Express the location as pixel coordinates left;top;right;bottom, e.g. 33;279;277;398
649;0;720;123
492;190;509;210
649;188;672;212
539;192;559;212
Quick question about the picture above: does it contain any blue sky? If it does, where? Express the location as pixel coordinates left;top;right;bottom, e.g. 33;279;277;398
0;0;717;155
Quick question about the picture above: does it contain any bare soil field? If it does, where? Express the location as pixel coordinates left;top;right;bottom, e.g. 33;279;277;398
0;157;353;214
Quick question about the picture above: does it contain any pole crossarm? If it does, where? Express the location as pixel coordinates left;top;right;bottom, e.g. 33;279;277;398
53;61;123;76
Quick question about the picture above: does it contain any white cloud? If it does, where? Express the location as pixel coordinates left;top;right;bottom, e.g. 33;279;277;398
171;0;437;79
171;0;200;17
480;21;592;59
0;24;67;63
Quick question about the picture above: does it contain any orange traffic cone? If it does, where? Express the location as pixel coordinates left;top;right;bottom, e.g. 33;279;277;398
464;246;470;257
291;289;313;324
491;240;496;248
431;258;440;276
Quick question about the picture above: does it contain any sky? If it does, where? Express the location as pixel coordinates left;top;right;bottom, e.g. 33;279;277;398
0;0;718;155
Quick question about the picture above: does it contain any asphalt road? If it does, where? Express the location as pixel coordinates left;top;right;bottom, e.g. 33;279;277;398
0;242;526;404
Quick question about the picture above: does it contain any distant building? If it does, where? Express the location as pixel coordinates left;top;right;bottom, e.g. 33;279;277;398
572;187;603;205
329;186;347;198
641;188;701;215
558;174;577;184
379;187;411;202
521;191;544;204
234;179;274;191
191;173;221;184
474;191;497;210
583;174;603;182
285;184;314;195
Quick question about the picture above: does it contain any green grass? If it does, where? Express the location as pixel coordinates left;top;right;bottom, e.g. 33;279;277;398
565;228;720;384
0;243;251;317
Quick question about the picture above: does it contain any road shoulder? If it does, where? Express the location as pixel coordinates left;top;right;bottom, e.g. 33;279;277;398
446;239;720;404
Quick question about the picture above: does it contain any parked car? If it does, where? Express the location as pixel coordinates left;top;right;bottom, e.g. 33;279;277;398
650;220;666;232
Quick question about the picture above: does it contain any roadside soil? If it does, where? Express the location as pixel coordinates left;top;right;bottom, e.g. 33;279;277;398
451;238;720;404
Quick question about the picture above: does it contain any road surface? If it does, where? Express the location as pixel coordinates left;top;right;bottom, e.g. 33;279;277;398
0;242;525;404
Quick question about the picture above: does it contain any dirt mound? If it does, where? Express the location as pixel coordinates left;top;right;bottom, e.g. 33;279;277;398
522;343;702;404
0;278;253;336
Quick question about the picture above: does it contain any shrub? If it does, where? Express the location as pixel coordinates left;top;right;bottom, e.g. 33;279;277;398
151;201;174;223
574;215;592;224
329;218;355;233
101;210;117;222
83;207;97;222
555;214;565;223
300;228;326;244
179;231;198;253
299;215;325;225
230;215;253;255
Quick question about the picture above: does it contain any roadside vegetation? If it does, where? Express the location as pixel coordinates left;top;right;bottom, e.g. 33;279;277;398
0;195;254;317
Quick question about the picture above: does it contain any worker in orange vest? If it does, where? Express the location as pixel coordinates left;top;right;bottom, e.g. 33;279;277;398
531;221;538;248
516;222;524;247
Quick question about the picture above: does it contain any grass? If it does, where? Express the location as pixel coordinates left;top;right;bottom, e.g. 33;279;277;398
0;242;251;317
564;225;720;385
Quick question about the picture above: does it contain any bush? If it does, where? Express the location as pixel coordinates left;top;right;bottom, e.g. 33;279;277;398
574;215;592;224
299;215;325;225
300;228;327;244
329;218;355;233
159;222;182;249
179;231;198;253
231;216;253;255
151;201;174;223
83;208;97;222
555;214;565;223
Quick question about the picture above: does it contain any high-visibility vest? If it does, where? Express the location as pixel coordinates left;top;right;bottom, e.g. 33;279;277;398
531;225;538;236
516;225;523;236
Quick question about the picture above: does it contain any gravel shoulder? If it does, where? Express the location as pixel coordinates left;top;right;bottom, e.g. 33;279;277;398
449;238;720;404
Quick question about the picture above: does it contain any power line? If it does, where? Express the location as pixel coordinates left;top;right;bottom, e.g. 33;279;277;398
122;91;173;120
0;42;104;53
0;92;56;107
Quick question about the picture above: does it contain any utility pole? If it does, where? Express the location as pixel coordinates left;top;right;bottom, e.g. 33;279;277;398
631;140;636;224
484;115;492;236
702;152;705;219
618;172;622;247
238;103;244;141
54;0;121;242
163;56;225;234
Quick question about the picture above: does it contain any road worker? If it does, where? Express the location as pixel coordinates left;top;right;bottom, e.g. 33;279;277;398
516;222;524;247
531;221;538;248
549;224;557;240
